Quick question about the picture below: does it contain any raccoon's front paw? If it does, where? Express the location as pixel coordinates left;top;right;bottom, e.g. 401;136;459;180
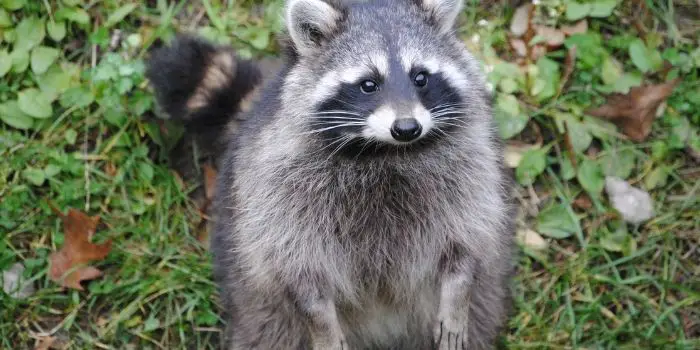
433;320;467;350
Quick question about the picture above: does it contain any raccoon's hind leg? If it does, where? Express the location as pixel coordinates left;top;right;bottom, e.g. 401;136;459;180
433;254;512;350
433;256;475;350
288;282;348;350
222;285;347;350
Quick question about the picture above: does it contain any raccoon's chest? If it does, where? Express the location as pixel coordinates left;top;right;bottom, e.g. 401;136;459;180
329;169;450;290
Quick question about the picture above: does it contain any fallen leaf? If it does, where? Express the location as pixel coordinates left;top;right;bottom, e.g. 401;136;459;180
516;228;548;251
561;20;588;36
504;147;524;168
510;4;533;37
34;335;56;350
202;163;218;202
195;163;219;247
558;46;577;95
586;78;680;141
573;194;593;210
48;207;112;290
2;262;35;299
534;25;565;48
529;45;547;61
104;162;117;177
604;176;655;224
510;38;527;57
563;122;579;169
503;142;541;168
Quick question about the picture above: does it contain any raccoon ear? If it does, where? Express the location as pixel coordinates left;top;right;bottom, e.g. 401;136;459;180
286;0;344;56
417;0;464;34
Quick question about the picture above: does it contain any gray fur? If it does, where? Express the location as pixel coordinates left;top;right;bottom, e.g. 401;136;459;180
209;0;516;349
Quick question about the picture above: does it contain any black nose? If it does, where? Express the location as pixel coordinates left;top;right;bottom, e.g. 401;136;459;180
390;118;422;142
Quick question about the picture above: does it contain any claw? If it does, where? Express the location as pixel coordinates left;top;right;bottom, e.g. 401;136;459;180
434;320;467;350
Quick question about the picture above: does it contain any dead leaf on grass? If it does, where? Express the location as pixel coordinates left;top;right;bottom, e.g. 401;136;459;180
203;163;218;202
559;46;577;94
196;163;218;246
561;20;588;36
573;193;593;211
503;142;541;168
586;78;680;142
529;45;548;61
534;25;565;48
104;162;117;177
604;177;655;224
509;38;528;57
510;4;533;38
34;335;56;350
48;206;112;291
516;228;548;251
2;262;35;299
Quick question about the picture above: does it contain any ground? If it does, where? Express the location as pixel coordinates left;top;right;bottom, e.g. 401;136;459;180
0;0;698;349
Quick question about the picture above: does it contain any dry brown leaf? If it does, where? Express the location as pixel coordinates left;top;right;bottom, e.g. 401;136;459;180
559;45;577;94
586;78;680;142
534;25;565;48
529;45;548;61
197;162;218;217
563;123;579;168
195;163;219;247
509;38;527;57
510;4;533;37
573;194;593;211
203;163;218;202
561;20;588;36
48;207;112;291
516;228;548;251
503;142;541;168
34;336;56;350
104;162;117;177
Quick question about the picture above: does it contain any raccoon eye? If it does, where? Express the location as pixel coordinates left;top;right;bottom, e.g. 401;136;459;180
414;72;428;87
360;80;379;94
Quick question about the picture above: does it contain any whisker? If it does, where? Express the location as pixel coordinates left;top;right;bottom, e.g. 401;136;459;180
309;120;367;126
431;111;466;119
310;111;363;117
431;106;465;112
326;135;356;162
431;106;467;112
306;123;366;130
430;103;469;112
307;116;365;121
298;123;365;136
309;135;353;159
352;139;374;161
433;122;468;129
432;117;468;125
430;128;447;137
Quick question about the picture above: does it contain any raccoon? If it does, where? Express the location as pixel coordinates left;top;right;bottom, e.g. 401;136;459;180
147;0;517;349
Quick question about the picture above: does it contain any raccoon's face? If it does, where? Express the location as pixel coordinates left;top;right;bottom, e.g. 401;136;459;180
284;0;488;153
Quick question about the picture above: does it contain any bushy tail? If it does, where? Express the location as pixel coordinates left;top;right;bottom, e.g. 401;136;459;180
145;35;263;158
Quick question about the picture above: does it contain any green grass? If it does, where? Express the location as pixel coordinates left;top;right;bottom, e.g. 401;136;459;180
1;0;698;349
